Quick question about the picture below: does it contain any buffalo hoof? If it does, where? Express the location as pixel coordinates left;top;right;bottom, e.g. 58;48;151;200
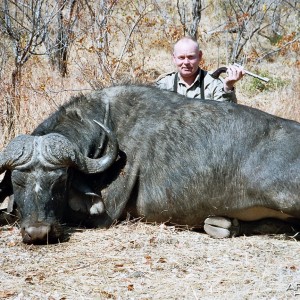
204;217;240;238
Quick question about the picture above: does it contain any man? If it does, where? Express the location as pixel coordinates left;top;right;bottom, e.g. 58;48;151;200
156;36;245;102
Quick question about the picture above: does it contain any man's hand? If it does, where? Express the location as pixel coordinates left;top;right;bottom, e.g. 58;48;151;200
223;65;245;92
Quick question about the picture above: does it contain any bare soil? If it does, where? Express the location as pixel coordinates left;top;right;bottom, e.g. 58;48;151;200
0;221;299;300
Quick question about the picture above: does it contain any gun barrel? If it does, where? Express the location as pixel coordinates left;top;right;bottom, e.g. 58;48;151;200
234;63;270;82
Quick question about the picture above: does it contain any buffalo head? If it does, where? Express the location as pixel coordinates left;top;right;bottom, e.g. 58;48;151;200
0;122;118;244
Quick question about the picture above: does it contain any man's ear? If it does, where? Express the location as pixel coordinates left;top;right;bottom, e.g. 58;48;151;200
172;52;176;64
198;50;203;61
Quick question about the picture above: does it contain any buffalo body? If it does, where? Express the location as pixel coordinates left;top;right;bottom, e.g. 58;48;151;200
0;85;299;243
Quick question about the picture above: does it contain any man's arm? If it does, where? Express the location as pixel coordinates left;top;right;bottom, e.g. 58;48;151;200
204;73;238;103
155;72;176;91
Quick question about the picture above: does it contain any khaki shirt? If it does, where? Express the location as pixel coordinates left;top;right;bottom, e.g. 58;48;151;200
155;69;237;103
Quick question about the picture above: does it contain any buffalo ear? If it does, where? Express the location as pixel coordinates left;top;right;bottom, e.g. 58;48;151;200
0;195;15;213
7;195;14;213
0;171;13;204
0;171;16;223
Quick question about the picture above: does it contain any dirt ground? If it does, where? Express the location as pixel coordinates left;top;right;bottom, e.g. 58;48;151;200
0;220;299;300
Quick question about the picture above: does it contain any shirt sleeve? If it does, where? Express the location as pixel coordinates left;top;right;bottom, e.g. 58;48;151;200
155;73;176;92
205;74;237;103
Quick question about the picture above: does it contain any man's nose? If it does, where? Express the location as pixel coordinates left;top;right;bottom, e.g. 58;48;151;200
183;57;190;64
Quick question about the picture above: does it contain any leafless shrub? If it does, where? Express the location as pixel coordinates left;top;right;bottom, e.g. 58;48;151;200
206;0;300;64
0;0;65;133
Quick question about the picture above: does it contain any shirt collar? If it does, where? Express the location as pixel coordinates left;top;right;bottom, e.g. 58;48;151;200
178;68;201;88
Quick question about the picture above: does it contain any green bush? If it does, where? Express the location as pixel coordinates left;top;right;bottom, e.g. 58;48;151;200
244;71;288;94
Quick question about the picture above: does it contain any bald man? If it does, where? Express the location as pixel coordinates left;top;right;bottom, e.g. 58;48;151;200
156;36;244;102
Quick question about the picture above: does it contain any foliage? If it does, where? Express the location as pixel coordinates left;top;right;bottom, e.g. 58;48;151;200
208;0;300;63
246;71;288;93
0;0;299;145
0;0;69;133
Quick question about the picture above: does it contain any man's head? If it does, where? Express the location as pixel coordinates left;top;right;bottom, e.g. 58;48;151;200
173;36;202;83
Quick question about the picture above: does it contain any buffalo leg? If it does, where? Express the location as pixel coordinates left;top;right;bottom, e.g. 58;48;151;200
204;216;300;239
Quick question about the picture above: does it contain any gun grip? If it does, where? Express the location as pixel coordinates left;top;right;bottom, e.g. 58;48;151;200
211;67;228;79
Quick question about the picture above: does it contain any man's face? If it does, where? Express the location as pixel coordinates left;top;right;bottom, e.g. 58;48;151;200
173;40;202;79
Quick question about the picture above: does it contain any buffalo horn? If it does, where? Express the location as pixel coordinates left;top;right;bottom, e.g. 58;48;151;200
0;122;118;174
0;135;35;173
73;120;118;173
81;120;119;173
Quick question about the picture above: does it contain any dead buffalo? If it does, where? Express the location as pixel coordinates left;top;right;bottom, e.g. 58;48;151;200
0;85;299;244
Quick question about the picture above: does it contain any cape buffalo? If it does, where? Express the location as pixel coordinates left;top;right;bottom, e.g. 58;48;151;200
0;85;299;244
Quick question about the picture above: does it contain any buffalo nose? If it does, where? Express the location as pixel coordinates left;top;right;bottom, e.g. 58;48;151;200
21;225;51;244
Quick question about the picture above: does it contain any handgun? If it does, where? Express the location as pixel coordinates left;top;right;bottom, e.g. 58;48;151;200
211;63;270;82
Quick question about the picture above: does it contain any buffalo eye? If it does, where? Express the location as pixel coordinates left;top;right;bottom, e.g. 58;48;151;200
11;170;28;188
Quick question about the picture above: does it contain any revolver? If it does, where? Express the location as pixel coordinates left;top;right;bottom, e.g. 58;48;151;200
211;63;270;82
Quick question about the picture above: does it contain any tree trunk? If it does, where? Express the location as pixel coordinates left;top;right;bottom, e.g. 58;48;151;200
8;65;22;135
189;0;202;39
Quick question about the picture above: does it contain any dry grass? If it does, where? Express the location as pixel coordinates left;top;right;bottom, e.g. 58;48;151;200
1;221;300;300
0;3;300;299
236;60;300;122
1;57;299;298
